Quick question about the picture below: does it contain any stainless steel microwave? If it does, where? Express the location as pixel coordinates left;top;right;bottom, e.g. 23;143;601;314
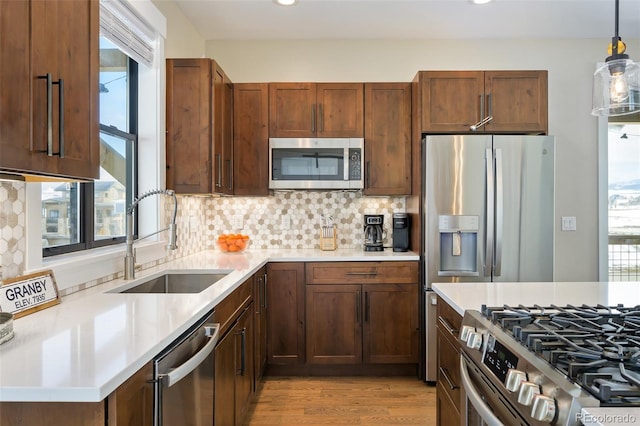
269;138;364;190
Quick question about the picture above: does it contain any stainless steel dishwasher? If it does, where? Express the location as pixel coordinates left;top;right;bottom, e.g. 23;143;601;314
153;309;220;426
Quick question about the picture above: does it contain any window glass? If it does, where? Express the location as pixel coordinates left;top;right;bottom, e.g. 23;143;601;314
41;183;80;248
608;123;640;280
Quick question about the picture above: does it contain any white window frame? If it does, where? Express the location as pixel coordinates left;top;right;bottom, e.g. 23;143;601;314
25;0;167;294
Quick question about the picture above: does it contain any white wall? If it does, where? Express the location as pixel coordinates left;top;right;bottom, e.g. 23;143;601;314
152;0;205;58
203;38;639;282
150;0;640;282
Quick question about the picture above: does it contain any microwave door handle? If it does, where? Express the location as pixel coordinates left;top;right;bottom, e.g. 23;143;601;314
460;355;505;426
344;147;349;180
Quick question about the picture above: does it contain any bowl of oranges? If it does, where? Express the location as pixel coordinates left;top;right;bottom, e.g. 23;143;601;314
217;234;250;253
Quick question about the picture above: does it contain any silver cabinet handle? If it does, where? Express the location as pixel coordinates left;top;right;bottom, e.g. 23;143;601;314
485;148;494;277
460;355;504;426
311;104;316;133
439;366;459;390
239;327;246;376
55;78;64;157
262;273;268;309
437;316;458;337
346;271;378;276
469;93;493;131
161;323;220;388
364;291;370;323
216;154;222;188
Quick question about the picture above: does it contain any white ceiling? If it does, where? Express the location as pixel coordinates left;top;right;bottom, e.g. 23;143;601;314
172;0;640;41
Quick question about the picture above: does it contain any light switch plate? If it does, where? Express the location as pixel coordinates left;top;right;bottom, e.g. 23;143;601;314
561;216;577;231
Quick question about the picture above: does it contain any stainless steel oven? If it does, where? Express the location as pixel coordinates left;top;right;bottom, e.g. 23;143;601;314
458;309;601;426
153;309;220;426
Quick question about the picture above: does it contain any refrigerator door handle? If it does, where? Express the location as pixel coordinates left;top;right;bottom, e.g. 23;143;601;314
485;148;494;277
494;148;503;276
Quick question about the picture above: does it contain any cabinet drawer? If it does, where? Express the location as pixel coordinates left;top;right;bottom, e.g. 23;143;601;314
305;262;417;285
215;278;252;336
437;326;461;412
437;296;462;339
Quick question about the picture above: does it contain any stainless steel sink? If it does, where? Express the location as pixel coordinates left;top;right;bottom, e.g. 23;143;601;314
113;272;230;294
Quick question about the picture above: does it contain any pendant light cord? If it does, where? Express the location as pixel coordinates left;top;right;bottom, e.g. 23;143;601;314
613;0;620;55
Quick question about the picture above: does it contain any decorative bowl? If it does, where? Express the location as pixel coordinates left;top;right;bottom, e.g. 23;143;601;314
217;234;250;253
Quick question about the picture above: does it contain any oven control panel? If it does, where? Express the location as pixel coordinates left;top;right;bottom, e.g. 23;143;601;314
482;334;519;384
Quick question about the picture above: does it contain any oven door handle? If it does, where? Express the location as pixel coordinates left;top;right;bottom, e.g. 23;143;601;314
460;355;505;426
161;323;220;388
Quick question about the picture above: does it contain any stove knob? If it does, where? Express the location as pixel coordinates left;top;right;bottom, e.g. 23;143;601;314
517;382;540;406
459;325;475;342
531;395;556;422
505;369;527;393
466;331;483;350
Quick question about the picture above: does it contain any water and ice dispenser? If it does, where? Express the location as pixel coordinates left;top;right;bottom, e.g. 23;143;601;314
438;215;479;276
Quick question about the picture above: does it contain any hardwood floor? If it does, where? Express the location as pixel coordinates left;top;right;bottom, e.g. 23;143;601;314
244;376;437;425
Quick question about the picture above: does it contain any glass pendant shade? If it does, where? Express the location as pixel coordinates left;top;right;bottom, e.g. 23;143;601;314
592;58;640;116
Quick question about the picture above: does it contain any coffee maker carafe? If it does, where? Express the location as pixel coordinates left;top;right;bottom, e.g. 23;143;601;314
363;214;384;251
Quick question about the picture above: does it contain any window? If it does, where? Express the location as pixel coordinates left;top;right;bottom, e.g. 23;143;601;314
607;120;640;280
42;37;138;256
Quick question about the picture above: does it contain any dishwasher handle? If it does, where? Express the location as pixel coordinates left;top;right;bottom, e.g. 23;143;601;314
460;355;504;426
161;323;220;388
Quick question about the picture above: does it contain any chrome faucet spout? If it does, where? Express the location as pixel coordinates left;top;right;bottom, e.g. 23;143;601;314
124;189;178;280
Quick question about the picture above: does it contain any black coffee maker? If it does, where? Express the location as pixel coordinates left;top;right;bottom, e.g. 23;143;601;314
363;214;384;251
392;213;411;252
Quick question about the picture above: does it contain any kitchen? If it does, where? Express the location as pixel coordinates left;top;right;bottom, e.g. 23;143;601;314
1;0;640;425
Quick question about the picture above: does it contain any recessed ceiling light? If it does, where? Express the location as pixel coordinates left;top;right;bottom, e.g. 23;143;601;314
471;0;493;4
274;0;297;6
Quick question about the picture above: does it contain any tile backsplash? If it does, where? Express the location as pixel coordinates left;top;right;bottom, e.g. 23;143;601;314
0;180;405;289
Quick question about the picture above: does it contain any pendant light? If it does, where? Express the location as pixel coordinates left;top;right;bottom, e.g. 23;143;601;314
592;0;640;116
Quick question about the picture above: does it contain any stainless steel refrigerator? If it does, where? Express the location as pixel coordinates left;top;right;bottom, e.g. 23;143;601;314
422;134;555;382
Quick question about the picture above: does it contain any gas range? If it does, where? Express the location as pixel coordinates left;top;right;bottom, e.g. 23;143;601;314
458;304;640;425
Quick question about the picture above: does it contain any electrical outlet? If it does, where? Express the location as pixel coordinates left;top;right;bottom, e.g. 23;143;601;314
233;215;244;230
281;215;290;230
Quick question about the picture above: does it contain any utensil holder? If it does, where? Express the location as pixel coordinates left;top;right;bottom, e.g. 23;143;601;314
320;226;337;251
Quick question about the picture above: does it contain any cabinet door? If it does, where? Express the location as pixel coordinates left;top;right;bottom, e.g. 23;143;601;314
0;0;32;174
253;267;268;388
166;58;212;193
364;83;411;195
235;306;254;425
107;361;153;425
306;284;362;364
436;381;461;426
266;263;306;365
1;0;99;179
485;70;548;134
420;71;484;133
269;83;316;137
363;283;419;364
316;83;363;137
212;62;225;193
233;83;269;196
214;327;236;426
222;70;234;194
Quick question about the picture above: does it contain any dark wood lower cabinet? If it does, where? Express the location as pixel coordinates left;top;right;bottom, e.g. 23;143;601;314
266;263;305;366
436;381;461;426
215;304;254;426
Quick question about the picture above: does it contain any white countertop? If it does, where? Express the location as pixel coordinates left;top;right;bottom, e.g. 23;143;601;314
0;248;417;402
431;281;640;316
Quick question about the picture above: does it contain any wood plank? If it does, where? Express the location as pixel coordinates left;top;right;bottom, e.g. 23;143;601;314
244;377;436;426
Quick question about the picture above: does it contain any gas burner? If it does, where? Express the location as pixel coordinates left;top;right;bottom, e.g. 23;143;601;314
480;304;640;405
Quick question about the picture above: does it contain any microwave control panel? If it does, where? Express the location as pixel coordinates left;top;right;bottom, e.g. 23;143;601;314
349;149;362;180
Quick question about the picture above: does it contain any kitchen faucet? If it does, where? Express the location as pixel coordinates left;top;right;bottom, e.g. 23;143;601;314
124;189;178;280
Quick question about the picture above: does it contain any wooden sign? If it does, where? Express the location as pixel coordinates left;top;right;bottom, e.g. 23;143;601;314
0;270;60;318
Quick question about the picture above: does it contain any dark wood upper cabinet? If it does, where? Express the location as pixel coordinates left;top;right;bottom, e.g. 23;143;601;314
419;70;547;134
166;59;233;194
364;83;412;195
233;84;269;196
0;0;99;180
269;83;364;138
166;59;212;194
